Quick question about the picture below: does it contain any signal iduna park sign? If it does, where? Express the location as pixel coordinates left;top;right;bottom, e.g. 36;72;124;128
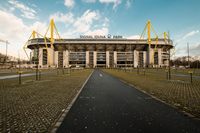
80;34;123;39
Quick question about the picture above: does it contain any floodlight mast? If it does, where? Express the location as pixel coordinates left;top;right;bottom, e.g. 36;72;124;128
187;43;190;68
140;20;158;67
167;31;171;80
44;19;62;66
23;19;62;67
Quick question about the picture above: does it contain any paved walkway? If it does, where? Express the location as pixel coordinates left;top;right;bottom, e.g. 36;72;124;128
0;73;36;80
0;72;52;80
57;69;200;133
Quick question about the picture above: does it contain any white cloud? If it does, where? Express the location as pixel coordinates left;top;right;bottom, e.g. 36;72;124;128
127;35;140;39
103;17;109;27
0;6;111;58
82;0;96;3
73;10;100;33
48;9;110;38
99;0;116;3
86;27;109;35
83;0;132;10
175;43;200;57
174;41;200;57
30;21;48;35
61;30;77;39
0;10;29;41
126;0;132;9
183;30;199;39
64;0;75;8
188;43;200;56
99;0;121;9
49;12;74;24
0;10;47;58
176;30;200;43
113;0;121;9
8;0;37;19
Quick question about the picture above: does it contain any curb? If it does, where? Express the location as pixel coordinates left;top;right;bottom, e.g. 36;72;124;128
50;70;94;133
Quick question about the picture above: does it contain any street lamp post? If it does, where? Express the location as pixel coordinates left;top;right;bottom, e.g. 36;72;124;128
168;49;171;80
168;31;171;80
187;43;190;68
36;47;39;80
5;41;8;62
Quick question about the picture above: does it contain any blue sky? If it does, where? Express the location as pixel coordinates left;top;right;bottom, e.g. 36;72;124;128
0;0;200;59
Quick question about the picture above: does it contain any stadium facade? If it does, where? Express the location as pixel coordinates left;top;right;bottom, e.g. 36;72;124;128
27;36;173;68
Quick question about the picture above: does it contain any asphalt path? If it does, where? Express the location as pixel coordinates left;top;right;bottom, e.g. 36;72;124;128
57;69;200;133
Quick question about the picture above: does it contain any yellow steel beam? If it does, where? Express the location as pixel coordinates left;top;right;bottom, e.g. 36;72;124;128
164;32;167;40
43;19;62;66
155;35;158;51
23;31;37;60
23;31;50;61
50;19;54;44
147;20;151;45
53;22;62;41
32;30;36;39
140;23;148;39
164;32;169;44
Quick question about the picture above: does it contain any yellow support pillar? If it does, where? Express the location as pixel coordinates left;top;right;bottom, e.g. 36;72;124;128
32;30;36;39
164;32;168;44
50;19;55;49
43;19;62;67
164;32;167;40
155;36;158;51
147;20;152;65
147;20;151;45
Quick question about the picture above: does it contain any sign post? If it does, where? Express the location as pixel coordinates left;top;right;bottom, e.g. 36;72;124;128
18;71;22;85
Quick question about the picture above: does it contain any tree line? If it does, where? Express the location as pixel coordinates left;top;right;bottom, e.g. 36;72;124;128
171;56;200;68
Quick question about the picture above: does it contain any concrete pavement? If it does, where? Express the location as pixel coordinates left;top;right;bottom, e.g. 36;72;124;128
56;69;200;133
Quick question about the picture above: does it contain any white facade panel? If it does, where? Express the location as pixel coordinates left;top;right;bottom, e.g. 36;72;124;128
134;50;138;67
106;51;110;68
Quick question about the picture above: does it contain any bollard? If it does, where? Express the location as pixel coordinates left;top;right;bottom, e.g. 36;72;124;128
39;70;41;80
143;69;146;76
188;71;193;83
18;71;22;84
36;68;38;80
165;70;168;80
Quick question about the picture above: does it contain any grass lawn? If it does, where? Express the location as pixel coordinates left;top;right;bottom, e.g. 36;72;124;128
103;68;200;119
0;69;92;132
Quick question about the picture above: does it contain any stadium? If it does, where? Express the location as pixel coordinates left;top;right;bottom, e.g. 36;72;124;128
25;20;173;68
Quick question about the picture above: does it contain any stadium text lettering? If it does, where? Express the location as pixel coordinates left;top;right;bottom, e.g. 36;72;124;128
80;34;123;39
